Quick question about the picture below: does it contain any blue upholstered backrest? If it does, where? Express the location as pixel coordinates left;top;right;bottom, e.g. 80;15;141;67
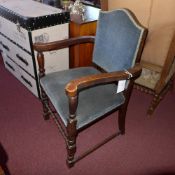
93;9;144;72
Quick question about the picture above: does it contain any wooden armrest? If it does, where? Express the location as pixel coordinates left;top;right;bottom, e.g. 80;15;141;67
65;64;142;97
33;36;95;52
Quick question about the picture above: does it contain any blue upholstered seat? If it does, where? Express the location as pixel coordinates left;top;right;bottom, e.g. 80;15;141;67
40;9;144;130
34;8;147;167
41;67;125;129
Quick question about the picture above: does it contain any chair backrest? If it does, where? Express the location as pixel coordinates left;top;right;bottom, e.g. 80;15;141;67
93;9;146;72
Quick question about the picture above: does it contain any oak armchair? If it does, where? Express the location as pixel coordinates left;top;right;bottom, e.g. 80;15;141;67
33;9;147;168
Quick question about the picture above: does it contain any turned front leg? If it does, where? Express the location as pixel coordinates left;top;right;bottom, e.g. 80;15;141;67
66;95;78;168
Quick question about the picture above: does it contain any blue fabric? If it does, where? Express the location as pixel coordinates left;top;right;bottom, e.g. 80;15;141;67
93;9;142;72
41;67;125;129
40;9;145;130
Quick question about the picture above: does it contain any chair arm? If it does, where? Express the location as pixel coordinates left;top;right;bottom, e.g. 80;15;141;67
65;64;142;97
33;36;95;52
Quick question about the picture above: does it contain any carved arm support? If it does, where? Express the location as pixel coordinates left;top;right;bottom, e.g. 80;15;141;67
65;64;142;97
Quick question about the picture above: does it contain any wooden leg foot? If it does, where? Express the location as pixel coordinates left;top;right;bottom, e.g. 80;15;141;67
66;159;75;168
118;107;126;135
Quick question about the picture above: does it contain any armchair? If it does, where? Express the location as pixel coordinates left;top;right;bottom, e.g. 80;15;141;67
33;9;147;167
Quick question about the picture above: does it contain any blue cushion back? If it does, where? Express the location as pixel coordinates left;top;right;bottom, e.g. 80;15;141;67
93;9;144;72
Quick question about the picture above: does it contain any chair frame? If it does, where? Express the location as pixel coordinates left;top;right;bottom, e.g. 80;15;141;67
33;15;147;167
135;76;174;115
135;34;175;115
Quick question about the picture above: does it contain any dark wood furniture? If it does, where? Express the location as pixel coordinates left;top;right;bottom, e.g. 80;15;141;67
69;5;100;68
33;9;147;168
100;0;108;10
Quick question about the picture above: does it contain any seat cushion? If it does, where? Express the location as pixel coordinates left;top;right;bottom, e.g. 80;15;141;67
40;67;125;130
